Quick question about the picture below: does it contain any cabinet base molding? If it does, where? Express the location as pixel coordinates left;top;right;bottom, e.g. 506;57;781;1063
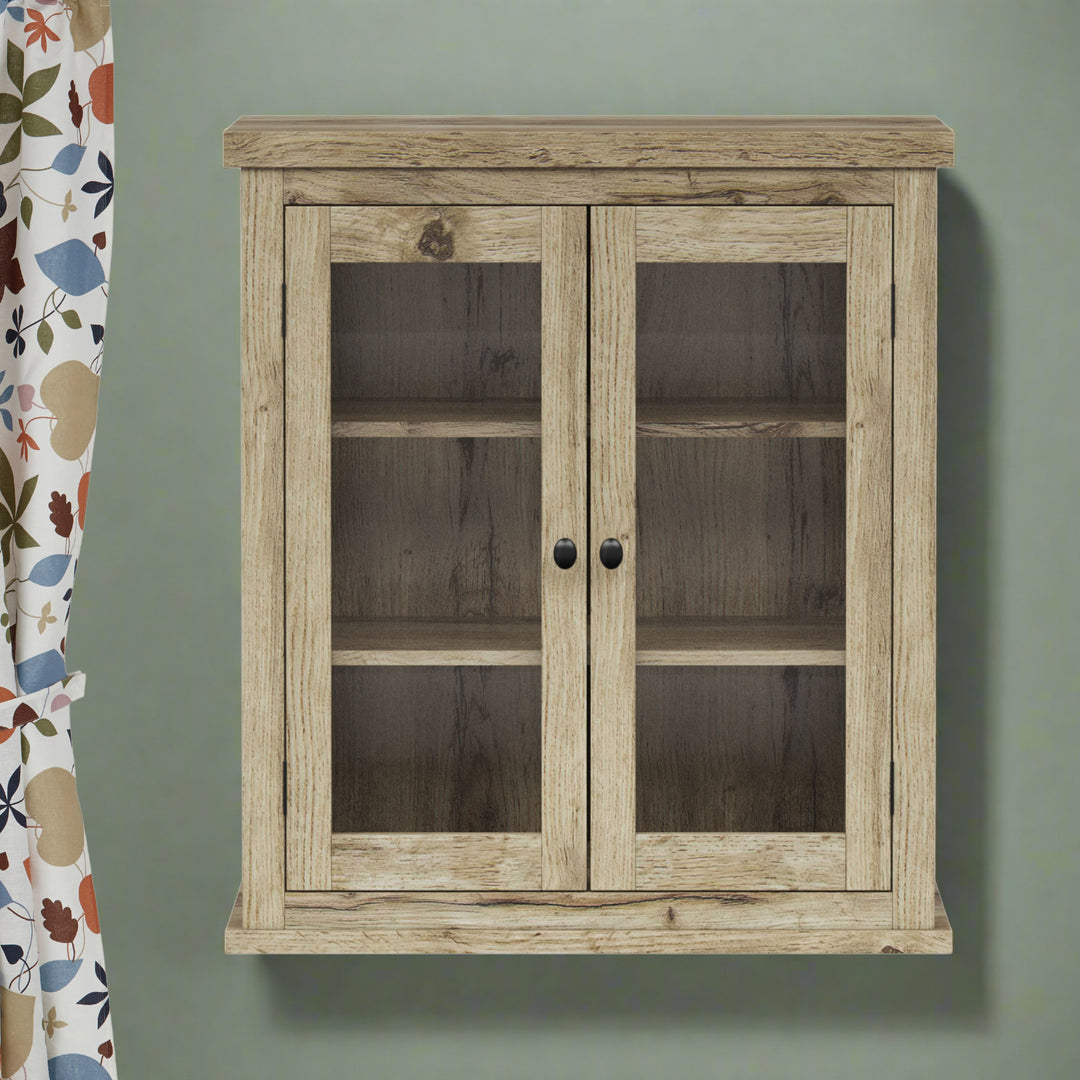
225;886;951;955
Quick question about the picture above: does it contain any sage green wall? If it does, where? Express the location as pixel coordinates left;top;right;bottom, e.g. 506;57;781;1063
72;1;1078;1076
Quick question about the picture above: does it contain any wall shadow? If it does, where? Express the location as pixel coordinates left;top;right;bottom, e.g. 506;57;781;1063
262;174;991;1031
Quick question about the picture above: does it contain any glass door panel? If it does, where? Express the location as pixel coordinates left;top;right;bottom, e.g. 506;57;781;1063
590;205;892;891
284;206;587;891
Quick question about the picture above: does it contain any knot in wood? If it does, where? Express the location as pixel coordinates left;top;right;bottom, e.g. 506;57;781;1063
418;218;454;261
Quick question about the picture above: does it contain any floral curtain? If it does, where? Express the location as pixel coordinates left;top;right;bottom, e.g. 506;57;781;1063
0;2;115;1077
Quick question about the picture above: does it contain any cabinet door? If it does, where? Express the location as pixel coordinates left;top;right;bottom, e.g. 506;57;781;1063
590;206;892;891
283;205;587;891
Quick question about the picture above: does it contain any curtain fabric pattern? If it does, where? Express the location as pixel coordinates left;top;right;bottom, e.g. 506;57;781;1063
0;2;115;1077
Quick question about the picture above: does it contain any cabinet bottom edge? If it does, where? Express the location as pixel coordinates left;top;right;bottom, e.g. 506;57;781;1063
224;886;952;955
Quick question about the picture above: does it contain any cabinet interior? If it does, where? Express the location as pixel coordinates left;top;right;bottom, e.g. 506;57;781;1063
330;263;542;433
636;666;845;833
636;262;846;402
328;256;849;843
331;666;541;834
330;437;541;621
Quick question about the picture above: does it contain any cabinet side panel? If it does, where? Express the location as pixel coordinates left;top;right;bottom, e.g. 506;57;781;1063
590;207;637;890
845;206;894;889
541;207;589;889
240;169;285;928
893;170;937;928
285;207;332;889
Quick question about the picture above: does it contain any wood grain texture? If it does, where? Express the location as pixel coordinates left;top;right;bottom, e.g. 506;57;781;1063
331;399;541;437
284;167;895;206
636;263;846;403
636;439;846;618
541;207;588;889
284;206;332;891
263;889;895;929
229;924;950;954
636;833;846;890
893;170;938;928
637;207;848;262
636;667;845;833
331;667;540;833
844;205;893;890
331;617;541;665
226;889;952;953
589;207;637;890
239;169;285;929
330;834;541;890
331;438;540;620
636;400;845;438
635;617;845;665
330;205;541;262
330;263;540;402
224;115;955;169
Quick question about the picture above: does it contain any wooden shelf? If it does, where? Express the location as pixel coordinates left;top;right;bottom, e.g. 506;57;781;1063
636;617;845;665
332;617;541;665
331;399;541;438
330;400;844;439
636;400;845;438
332;617;843;666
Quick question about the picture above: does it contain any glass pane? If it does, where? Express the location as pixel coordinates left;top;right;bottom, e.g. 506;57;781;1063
637;263;845;402
637;438;845;618
635;259;847;834
331;263;541;402
331;437;540;620
333;667;541;832
329;259;542;834
636;667;845;832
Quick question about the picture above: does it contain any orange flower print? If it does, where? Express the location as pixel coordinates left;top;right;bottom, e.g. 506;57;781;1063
26;10;61;53
16;418;38;461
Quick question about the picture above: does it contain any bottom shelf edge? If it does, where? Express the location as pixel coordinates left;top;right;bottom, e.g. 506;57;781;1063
224;886;952;955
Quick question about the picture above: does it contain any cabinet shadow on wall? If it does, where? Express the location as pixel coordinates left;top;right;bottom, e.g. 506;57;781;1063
262;174;990;1029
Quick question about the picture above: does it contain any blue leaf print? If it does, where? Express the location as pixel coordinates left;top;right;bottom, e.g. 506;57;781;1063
52;143;87;176
0;384;11;404
28;553;72;586
34;241;106;296
0;942;21;964
40;958;83;992
0;410;10;432
15;649;67;692
48;1056;113;1080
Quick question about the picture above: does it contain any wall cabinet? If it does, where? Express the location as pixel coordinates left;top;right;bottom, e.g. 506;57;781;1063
223;117;954;954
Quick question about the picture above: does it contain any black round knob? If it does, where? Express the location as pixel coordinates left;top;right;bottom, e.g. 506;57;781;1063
599;538;623;570
553;538;577;570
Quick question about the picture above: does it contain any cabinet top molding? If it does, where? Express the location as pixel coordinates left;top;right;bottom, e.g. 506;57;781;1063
223;115;954;170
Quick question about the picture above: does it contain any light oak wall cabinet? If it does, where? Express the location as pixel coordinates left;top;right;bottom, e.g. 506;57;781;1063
223;117;954;955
